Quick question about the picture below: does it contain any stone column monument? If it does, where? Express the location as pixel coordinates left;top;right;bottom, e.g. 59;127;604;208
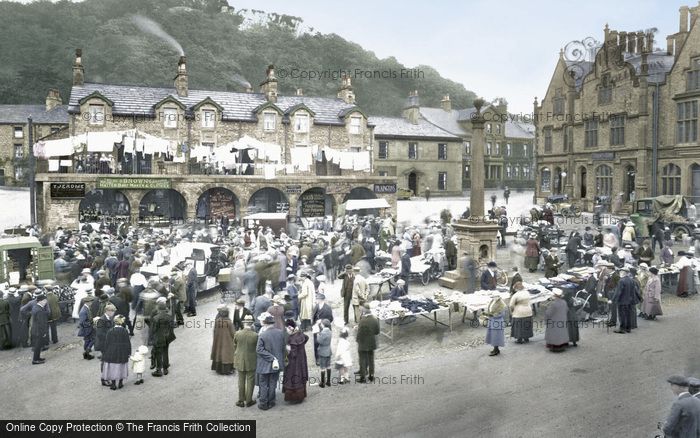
439;98;501;290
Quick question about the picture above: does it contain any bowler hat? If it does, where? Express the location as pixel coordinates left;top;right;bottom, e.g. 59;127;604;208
667;375;689;386
316;293;326;300
688;377;700;388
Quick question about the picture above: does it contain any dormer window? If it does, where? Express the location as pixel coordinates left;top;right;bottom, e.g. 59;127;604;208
294;113;309;133
553;88;565;116
263;112;276;131
349;116;362;134
13;127;23;138
163;108;178;129
202;109;216;129
89;104;104;126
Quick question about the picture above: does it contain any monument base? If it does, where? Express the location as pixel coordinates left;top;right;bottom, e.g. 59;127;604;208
438;218;501;290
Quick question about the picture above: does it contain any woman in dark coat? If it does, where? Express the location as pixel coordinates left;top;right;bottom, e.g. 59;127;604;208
544;289;569;352
564;289;580;347
101;315;131;390
524;235;540;272
282;319;309;404
210;305;235;375
77;295;96;360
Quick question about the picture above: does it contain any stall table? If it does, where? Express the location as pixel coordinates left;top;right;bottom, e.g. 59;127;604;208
370;299;452;341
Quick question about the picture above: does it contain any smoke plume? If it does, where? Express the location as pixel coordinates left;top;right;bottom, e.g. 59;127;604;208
131;15;185;56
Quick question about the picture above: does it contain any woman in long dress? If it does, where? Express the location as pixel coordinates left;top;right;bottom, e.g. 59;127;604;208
544;289;569;352
524;234;540;272
101;314;131;390
484;295;506;356
210;305;235;375
509;283;533;344
642;267;663;320
283;319;309;403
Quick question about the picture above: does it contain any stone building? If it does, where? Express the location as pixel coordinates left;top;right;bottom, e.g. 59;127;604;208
0;90;68;186
534;5;700;211
369;110;463;197
412;93;535;190
34;50;396;231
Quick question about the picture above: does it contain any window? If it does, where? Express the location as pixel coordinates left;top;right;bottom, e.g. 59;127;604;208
541;167;551;191
438;143;447;160
349;116;362;134
486;123;492;133
490;165;501;180
598;76;612;105
595;165;613;197
661;163;682;195
505;164;512;178
544;127;552;152
494;143;500;155
464;165;470;179
408;142;417;159
584;118;598;147
378;141;388;159
506;143;511;156
202;109;216;129
486;142;492;155
523;165;530;179
610;115;625;146
14;167;23;181
263;112;276;131
163;108;177;129
523;144;529;157
687;58;700;91
13;127;23;138
677;101;698;143
563;128;569;152
496;124;501;134
50;126;60;134
14;144;22;159
88;104;104;126
438;172;447;191
378;171;389;177
294;113;309;133
553;88;565;116
464;141;471;156
513;165;520;178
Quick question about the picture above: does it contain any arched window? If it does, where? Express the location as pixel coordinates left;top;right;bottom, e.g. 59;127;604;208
595;165;612;197
513;165;520;178
523;165;530;179
541;167;551;192
505;164;512;178
661;163;682;195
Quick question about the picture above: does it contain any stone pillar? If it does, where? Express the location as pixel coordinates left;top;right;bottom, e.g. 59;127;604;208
469;100;486;218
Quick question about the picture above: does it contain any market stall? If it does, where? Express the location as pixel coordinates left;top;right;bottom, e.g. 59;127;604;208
369;296;452;341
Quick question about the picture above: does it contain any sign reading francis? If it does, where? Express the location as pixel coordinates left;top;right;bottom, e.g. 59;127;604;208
50;183;85;199
97;178;172;190
373;183;397;194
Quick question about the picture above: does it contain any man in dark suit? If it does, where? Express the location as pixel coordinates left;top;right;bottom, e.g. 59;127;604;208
233;315;258;408
663;375;700;438
312;293;333;363
255;314;285;410
337;264;355;325
151;301;176;377
400;249;411;294
613;267;634;334
480;261;498;290
356;304;380;383
30;295;49;364
232;298;252;331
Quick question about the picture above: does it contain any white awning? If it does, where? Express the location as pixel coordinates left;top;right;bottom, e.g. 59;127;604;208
243;213;288;220
344;198;390;211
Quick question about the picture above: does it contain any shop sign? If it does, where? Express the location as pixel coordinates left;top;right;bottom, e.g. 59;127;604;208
285;185;302;194
373;183;397;194
300;192;326;217
50;182;85;199
592;152;615;161
97;177;172;190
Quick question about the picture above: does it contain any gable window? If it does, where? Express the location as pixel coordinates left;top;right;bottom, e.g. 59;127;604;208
349;116;362;134
553;88;565;116
465;141;471;155
14;144;23;159
598;75;613;105
408;142;418;159
486;142;492;155
506;143;512;156
202;109;216;129
438;143;447;160
544;127;552;152
13;127;23;139
677;101;698;143
163;108;178;129
687;58;700;91
610;115;625;146
584;118;598;148
438;172;447;191
89;104;105;126
378;141;388;160
294;113;309;133
263;112;276;131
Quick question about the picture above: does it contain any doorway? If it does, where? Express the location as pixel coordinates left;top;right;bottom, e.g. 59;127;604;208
408;172;417;196
580;167;587;198
625;165;636;202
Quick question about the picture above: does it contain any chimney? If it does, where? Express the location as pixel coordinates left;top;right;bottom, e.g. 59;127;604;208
619;31;628;53
681;5;690;33
245;85;253;93
667;36;675;56
174;56;188;97
402;90;420;124
337;74;355;104
296;88;303;96
45;89;62;112
72;48;84;86
260;64;278;103
441;94;451;112
646;32;654;53
636;31;645;54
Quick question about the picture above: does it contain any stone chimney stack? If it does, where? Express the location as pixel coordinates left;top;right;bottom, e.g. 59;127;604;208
646;31;654;53
681;5;690;33
174;56;188;97
402;90;420;124
441;94;451;112
296;88;303;96
337;74;355;104
45;89;62;112
636;31;645;54
72;49;84;86
619;31;628;53
245;85;253;93
260;64;278;103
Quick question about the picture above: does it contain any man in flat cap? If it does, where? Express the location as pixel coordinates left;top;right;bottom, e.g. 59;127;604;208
662;375;700;437
337;264;355;325
255;313;285;410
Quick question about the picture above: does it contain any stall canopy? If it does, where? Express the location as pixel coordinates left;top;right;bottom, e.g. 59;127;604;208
344;198;390;211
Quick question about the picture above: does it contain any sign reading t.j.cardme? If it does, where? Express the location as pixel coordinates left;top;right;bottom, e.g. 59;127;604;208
96;177;172;190
50;183;85;199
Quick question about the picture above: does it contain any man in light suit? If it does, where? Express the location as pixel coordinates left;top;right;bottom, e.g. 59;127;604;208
255;313;285;410
233;315;258;408
662;375;700;438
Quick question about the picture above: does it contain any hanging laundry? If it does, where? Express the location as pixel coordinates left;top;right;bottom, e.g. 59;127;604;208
135;138;145;153
33;141;46;159
123;136;135;154
264;163;276;180
42;137;74;157
48;159;59;171
86;131;122;152
339;151;355;170
353;151;371;171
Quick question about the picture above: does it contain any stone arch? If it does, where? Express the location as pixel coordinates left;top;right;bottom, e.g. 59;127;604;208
139;189;187;224
297;187;335;218
78;189;130;223
690;162;700;203
248;187;289;214
196;187;241;223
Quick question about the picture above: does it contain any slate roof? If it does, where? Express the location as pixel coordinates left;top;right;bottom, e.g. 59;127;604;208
418;107;468;137
624;51;674;83
68;83;359;125
505;120;535;139
368;116;461;140
0;105;69;124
